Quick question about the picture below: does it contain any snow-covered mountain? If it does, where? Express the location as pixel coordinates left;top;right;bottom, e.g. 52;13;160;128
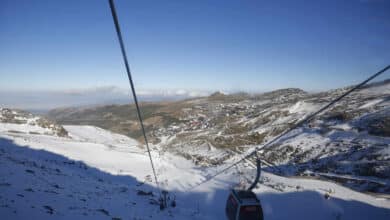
48;80;390;194
1;118;389;219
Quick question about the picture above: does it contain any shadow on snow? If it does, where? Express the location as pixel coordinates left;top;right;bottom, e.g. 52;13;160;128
0;137;389;220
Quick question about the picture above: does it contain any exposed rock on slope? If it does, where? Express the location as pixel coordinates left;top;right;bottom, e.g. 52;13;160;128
0;108;68;137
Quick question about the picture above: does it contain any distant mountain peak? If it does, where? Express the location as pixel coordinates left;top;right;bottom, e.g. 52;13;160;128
210;91;227;97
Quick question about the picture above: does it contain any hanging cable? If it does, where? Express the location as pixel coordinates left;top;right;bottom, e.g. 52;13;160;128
189;65;390;190
108;0;162;199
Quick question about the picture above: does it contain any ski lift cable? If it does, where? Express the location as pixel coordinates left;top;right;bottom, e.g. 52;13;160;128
189;65;390;190
108;0;162;197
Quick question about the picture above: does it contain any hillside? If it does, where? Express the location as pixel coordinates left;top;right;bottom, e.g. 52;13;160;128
0;108;68;137
47;80;390;194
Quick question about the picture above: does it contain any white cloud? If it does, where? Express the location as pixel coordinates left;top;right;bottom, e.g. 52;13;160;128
61;86;128;96
0;86;210;111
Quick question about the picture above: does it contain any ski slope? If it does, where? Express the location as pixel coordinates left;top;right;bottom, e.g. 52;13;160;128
0;124;389;219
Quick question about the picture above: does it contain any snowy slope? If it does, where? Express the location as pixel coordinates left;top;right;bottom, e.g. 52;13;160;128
46;81;390;195
1;123;389;219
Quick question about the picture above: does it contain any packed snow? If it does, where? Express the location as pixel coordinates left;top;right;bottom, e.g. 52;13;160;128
288;101;319;114
358;99;384;109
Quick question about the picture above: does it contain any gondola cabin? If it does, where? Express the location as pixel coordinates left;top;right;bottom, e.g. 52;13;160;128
225;189;263;220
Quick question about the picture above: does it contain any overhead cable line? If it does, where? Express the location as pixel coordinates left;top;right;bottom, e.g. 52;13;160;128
189;65;390;190
108;0;162;198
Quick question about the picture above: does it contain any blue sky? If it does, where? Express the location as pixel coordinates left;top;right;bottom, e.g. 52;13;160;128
1;0;390;109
